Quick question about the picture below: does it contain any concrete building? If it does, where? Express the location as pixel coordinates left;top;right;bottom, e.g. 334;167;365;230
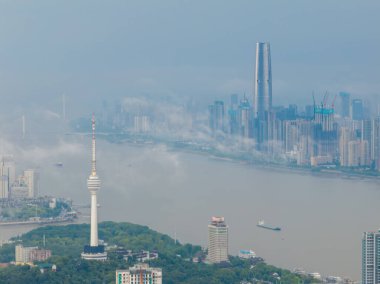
207;216;228;264
362;231;380;284
15;245;51;263
81;115;107;261
116;263;162;284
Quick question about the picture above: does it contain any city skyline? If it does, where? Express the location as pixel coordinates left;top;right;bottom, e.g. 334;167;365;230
0;1;379;282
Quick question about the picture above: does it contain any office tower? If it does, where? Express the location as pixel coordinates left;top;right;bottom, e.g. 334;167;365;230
254;42;272;120
352;99;364;120
208;216;228;264
208;101;225;133
23;169;39;198
81;115;107;261
362;231;380;284
0;156;16;199
116;263;162;284
339;92;350;118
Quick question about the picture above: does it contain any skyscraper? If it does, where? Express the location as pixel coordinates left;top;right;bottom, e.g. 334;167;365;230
362;230;380;284
352;99;364;120
81;115;107;261
254;42;272;120
339;92;350;118
207;216;228;264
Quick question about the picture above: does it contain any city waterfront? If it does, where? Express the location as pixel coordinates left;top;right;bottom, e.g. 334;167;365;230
2;137;380;280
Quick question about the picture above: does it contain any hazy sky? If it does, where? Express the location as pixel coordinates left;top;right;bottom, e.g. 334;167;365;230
0;1;379;113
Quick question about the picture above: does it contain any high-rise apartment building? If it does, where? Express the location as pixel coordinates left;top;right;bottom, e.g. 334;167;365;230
208;216;228;264
254;42;272;120
362;231;380;284
116;263;162;284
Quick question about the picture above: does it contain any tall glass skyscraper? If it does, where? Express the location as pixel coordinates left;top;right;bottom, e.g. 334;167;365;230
254;42;272;120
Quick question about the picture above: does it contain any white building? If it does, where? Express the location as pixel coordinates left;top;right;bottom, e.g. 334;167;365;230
362;231;380;284
238;249;256;259
116;263;162;284
207;216;229;264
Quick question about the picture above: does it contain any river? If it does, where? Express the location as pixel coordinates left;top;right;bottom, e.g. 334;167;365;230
1;136;380;280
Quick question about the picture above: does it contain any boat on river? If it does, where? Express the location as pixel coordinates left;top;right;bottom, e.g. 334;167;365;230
257;220;281;231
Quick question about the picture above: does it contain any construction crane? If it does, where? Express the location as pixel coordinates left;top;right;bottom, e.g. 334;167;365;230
323;91;329;108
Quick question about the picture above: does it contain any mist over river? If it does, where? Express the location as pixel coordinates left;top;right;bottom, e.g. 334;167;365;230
2;135;380;280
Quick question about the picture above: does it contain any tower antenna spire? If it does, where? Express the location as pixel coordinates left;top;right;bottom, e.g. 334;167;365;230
91;114;96;176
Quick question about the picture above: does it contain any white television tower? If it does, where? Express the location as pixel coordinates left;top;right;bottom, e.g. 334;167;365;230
81;114;107;261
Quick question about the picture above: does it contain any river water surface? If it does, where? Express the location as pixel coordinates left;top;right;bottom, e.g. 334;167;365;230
1;137;380;280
